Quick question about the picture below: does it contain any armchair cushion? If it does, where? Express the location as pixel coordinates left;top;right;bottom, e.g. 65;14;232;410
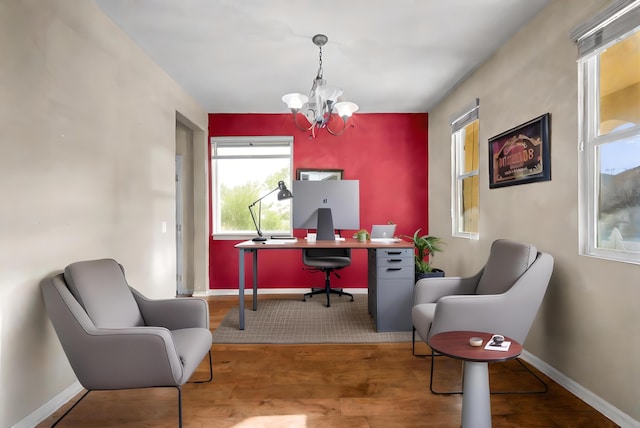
475;239;537;295
172;328;215;381
412;303;436;343
132;289;209;330
64;259;144;328
414;274;481;305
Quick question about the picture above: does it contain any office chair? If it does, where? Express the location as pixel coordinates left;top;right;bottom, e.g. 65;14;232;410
302;247;354;307
411;239;553;394
302;208;354;307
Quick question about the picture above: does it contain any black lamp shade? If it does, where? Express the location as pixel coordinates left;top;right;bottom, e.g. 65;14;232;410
277;181;293;200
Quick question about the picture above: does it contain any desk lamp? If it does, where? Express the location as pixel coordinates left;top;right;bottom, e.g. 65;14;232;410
248;181;293;241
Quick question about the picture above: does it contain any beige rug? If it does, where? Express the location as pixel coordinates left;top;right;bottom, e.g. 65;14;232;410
211;294;413;344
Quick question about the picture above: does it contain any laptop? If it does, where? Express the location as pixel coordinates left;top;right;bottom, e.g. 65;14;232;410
370;224;397;240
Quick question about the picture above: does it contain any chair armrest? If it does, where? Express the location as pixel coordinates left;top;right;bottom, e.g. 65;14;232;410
413;272;481;304
429;293;520;341
132;289;209;330
73;326;188;389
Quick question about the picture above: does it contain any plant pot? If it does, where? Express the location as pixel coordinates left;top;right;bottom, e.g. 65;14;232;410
415;268;445;282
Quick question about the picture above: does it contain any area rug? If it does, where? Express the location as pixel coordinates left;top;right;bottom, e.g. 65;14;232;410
211;294;413;344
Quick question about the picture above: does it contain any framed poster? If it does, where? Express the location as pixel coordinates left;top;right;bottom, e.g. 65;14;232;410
488;113;551;189
296;168;343;181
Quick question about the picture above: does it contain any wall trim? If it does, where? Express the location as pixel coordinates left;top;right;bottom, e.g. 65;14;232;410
13;381;83;428
521;351;638;428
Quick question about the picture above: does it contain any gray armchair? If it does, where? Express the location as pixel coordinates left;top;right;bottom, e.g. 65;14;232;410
411;239;553;393
41;258;213;427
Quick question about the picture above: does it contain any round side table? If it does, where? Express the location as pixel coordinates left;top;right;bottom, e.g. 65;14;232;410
428;331;522;428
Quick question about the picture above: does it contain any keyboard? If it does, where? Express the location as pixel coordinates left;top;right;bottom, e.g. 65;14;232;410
370;238;400;243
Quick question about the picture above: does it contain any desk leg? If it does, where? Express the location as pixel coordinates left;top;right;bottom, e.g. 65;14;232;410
461;361;491;428
238;249;245;330
252;249;258;311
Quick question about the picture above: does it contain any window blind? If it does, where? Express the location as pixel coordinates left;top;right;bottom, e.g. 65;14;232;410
450;98;479;133
570;0;640;57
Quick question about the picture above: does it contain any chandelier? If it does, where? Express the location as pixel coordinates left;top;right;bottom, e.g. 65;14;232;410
282;34;358;138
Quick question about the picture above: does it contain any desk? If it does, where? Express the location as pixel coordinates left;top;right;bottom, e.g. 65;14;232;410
428;331;522;428
235;238;414;330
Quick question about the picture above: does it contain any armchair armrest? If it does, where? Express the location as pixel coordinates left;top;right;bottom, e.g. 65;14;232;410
428;293;523;342
132;289;209;330
414;271;482;305
74;326;186;390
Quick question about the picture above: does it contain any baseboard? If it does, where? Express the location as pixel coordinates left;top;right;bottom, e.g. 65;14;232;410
207;288;368;296
521;351;638;428
13;381;83;428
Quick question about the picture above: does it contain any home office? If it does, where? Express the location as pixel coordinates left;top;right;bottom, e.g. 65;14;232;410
236;178;418;332
5;1;639;427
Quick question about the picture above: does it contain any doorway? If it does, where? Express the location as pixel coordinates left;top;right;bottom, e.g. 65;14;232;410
175;121;195;296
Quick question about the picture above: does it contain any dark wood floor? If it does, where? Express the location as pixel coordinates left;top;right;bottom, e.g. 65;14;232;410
39;294;618;427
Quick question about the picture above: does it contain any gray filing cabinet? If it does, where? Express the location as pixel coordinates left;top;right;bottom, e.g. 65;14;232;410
367;247;414;332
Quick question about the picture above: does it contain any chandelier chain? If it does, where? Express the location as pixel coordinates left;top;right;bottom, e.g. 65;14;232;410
317;46;323;78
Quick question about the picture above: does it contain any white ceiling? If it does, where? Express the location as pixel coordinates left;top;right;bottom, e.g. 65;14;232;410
93;0;549;114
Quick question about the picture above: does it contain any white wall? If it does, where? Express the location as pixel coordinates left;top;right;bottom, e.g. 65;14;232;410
0;1;208;426
428;0;639;423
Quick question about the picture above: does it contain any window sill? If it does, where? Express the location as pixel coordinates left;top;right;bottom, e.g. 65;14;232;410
212;232;293;241
579;250;640;266
453;232;479;240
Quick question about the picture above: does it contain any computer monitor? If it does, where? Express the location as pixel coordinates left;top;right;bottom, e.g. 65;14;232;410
292;180;360;239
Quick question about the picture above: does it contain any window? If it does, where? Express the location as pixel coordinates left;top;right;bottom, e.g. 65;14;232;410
211;137;293;238
573;1;640;264
451;99;480;239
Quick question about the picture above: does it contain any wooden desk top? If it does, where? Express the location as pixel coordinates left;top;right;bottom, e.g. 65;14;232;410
428;331;522;363
235;237;413;250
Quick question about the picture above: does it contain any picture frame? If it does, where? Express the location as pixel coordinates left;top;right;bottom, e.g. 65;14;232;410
488;113;551;189
296;168;343;181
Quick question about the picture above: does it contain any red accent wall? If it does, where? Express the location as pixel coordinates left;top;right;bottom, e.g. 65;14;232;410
209;113;428;289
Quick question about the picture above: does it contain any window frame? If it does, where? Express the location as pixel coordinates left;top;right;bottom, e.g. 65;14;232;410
576;7;640;265
211;136;293;240
450;99;480;240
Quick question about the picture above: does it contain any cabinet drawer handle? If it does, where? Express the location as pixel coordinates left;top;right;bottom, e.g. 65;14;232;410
386;251;403;255
387;259;403;263
386;268;402;272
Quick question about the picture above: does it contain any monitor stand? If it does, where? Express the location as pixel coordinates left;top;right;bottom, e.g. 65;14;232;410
316;208;335;241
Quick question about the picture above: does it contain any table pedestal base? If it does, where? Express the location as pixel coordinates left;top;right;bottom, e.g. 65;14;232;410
462;361;491;428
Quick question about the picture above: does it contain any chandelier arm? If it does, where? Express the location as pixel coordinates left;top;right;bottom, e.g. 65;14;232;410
292;111;314;132
326;117;355;136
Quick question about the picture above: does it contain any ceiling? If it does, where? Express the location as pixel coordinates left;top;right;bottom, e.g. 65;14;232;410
93;0;549;114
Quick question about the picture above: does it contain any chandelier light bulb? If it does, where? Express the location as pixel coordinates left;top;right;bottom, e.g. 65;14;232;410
282;93;309;110
334;101;359;118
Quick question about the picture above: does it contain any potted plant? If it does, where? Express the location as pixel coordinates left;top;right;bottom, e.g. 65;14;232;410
353;229;370;242
404;228;445;281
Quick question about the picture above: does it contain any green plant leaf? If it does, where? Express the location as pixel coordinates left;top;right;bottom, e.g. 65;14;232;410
401;228;445;273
